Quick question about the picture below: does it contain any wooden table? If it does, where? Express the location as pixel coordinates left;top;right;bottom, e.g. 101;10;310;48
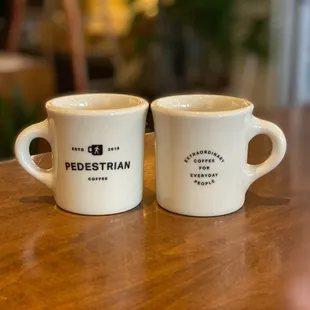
1;107;310;310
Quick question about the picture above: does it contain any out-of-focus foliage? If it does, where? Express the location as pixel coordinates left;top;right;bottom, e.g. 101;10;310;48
0;85;40;159
242;17;269;61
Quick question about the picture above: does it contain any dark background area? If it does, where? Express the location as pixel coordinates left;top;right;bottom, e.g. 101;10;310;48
0;0;274;159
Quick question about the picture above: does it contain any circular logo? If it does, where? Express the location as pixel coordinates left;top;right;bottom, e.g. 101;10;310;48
184;150;224;186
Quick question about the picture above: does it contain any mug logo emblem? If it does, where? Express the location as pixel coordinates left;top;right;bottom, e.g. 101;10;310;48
184;149;224;186
88;145;103;156
65;144;131;182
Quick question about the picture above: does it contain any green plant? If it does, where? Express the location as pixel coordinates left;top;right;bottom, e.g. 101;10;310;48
0;85;41;160
242;17;269;61
126;0;269;93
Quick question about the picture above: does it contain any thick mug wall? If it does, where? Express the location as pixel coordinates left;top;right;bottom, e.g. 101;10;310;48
153;110;253;216
48;110;147;215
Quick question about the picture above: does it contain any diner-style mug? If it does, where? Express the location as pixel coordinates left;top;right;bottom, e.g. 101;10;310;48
15;94;149;215
151;95;287;217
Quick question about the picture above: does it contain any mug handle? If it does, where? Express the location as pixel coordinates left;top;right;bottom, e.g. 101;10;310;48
15;120;54;190
245;116;287;188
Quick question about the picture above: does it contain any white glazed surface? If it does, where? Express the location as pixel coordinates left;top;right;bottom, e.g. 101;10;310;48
151;95;287;217
15;94;149;215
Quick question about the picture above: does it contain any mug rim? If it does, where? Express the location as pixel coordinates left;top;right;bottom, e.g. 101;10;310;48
151;94;253;117
46;93;149;115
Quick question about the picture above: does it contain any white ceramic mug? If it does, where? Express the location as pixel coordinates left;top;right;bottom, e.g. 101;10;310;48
15;94;149;215
151;95;287;217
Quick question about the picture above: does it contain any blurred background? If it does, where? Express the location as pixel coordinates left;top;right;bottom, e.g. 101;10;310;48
0;0;309;159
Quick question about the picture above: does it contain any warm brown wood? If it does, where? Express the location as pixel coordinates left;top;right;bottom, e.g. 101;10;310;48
0;107;309;309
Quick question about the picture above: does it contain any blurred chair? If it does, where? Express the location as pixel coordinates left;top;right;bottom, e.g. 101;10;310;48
0;52;55;106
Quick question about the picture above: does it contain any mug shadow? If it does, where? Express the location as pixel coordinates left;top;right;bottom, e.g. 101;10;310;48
20;195;55;205
143;186;156;206
245;190;290;208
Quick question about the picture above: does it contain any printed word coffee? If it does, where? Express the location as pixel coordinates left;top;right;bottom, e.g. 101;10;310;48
184;149;224;186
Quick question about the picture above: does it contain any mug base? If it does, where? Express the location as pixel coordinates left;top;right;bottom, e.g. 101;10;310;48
156;202;244;217
55;201;142;216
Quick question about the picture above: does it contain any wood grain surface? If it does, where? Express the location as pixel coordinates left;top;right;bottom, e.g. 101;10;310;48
0;108;309;309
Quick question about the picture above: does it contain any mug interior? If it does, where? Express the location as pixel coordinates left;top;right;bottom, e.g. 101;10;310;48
46;94;147;112
152;95;251;113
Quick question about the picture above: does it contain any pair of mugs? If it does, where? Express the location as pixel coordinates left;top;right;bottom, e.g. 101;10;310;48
15;94;286;217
